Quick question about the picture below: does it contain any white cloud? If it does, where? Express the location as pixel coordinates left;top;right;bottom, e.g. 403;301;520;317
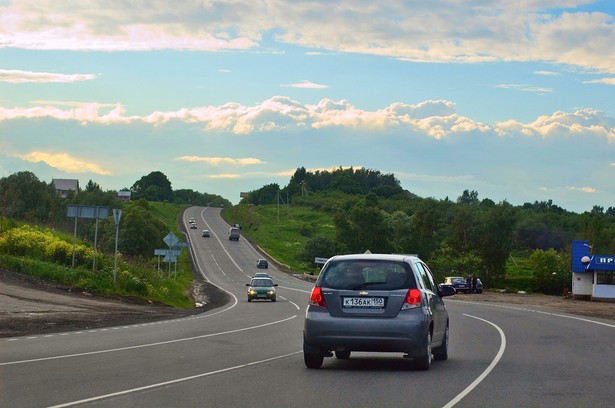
496;83;553;93
567;186;597;193
584;78;615;86
0;69;96;83
17;151;111;175
534;70;559;76
1;98;613;143
285;80;329;89
177;156;264;166
1;2;613;73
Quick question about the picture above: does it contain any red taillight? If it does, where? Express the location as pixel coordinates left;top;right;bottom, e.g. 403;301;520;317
309;287;327;308
402;288;422;309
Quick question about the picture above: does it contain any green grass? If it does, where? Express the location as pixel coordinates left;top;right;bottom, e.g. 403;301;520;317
503;251;536;292
224;204;336;272
0;204;195;308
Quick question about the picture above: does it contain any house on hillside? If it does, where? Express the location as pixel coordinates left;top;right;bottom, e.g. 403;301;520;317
117;190;132;201
52;179;80;198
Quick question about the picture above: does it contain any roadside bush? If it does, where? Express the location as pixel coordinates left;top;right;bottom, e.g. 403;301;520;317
0;225;93;267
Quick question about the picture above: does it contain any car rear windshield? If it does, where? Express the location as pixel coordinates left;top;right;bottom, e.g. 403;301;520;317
251;279;273;287
319;260;416;290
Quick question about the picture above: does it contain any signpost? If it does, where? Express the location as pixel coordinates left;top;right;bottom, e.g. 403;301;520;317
113;209;122;285
155;233;189;278
66;204;109;269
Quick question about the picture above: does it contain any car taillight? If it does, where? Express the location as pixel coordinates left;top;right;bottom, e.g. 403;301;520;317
309;287;327;308
402;288;422;310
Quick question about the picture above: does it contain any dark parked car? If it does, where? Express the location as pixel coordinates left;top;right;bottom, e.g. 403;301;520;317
443;276;483;293
246;278;277;302
443;276;469;293
256;259;269;269
303;254;455;370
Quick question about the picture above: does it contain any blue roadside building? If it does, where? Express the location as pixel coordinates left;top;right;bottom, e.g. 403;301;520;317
571;240;615;301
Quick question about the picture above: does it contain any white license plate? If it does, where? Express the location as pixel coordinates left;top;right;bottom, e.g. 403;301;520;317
343;297;384;308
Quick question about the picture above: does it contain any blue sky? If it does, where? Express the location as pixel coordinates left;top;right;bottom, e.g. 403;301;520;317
0;1;613;213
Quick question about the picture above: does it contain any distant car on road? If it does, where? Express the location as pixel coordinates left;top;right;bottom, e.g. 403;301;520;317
202;230;210;237
246;278;277;302
229;227;240;241
190;223;197;229
256;259;269;269
303;253;455;370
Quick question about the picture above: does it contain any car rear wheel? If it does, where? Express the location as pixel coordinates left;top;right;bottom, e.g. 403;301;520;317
432;325;449;361
304;352;323;369
414;331;432;370
335;350;351;360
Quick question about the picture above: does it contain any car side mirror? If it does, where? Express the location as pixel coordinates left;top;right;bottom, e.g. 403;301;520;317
438;284;456;297
274;284;278;286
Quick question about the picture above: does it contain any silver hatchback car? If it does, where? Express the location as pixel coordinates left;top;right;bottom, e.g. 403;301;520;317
303;254;455;370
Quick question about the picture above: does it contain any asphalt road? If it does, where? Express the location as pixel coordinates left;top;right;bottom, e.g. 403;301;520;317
1;206;614;408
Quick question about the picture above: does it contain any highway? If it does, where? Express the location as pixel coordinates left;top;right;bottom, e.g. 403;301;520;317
1;206;614;407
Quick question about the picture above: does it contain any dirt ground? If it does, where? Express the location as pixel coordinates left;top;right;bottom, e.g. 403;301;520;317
0;269;230;338
450;290;615;321
1;269;613;338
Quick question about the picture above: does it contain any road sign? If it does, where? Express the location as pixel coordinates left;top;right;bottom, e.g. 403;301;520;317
155;249;182;256
163;232;179;248
314;257;329;264
163;254;178;263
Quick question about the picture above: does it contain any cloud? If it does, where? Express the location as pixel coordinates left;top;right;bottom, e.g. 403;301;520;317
567;186;597;193
1;2;613;73
209;174;241;179
496;108;615;141
0;69;96;83
1;97;613;142
284;80;329;89
584;78;615;86
495;83;553;93
16;151;111;175
534;70;559;76
177;156;265;166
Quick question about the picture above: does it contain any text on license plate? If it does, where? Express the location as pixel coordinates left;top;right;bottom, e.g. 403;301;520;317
343;297;384;308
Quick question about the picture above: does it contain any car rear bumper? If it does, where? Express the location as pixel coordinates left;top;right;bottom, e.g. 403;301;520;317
304;307;430;354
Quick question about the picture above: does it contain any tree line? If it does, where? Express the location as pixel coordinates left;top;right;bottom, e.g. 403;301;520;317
0;171;230;259
245;167;615;294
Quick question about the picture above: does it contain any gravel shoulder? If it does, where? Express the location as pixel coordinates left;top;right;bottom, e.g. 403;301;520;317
1;269;613;338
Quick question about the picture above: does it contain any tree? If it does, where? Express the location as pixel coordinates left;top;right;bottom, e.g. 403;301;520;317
529;249;569;295
0;171;52;222
334;199;393;254
131;171;173;202
477;201;516;287
457;189;479;205
299;236;338;266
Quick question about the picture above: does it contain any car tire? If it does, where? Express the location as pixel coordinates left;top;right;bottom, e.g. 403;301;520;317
432;325;449;361
414;331;432;370
247;298;252;302
335;350;351;360
304;352;324;369
271;297;276;302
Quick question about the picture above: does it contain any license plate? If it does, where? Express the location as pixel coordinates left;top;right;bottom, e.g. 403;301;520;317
343;297;384;308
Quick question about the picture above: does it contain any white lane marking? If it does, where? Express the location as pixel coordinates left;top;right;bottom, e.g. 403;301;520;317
450;299;615;328
442;314;506;408
0;315;297;367
46;350;302;408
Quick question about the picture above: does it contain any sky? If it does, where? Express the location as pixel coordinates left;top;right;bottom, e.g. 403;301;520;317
0;1;614;214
